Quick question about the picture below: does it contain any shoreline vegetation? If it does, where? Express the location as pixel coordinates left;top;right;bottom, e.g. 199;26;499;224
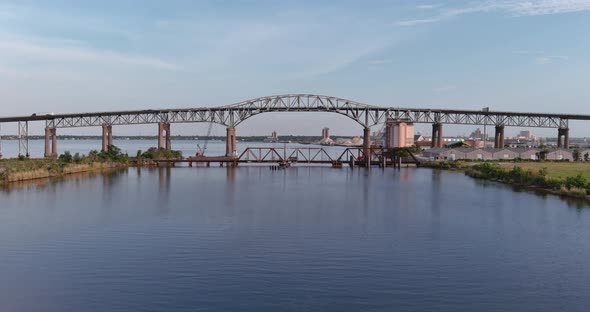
3;143;590;204
420;160;590;200
0;145;182;184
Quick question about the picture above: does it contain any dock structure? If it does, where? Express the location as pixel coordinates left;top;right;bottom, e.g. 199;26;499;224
148;147;419;169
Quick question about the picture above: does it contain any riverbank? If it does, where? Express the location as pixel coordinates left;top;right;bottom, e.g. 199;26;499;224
0;159;128;183
421;160;590;200
0;145;185;185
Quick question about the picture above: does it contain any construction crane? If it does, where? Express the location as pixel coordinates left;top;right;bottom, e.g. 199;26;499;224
196;122;214;156
373;122;387;147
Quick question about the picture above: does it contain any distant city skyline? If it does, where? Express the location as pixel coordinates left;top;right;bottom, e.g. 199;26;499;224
1;0;589;137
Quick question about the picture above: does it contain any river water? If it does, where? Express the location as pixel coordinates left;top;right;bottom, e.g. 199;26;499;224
1;165;590;311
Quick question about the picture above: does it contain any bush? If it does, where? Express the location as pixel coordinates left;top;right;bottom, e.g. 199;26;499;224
97;145;129;163
406;145;423;155
538;167;548;177
58;151;73;163
88;150;99;162
73;152;82;164
420;160;467;170
141;147;182;160
560;186;588;197
573;149;581;161
538;150;548;160
466;163;505;180
564;174;587;189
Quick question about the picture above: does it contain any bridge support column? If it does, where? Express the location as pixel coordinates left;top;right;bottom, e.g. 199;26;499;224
44;128;51;158
158;123;171;150
431;124;438;148
363;127;371;165
494;125;504;148
102;125;113;152
44;128;57;159
431;123;443;148
557;128;569;149
166;125;171;151
226;127;236;157
51;128;58;158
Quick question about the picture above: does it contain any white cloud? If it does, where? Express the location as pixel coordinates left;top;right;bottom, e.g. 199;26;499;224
512;50;544;54
368;59;392;65
535;55;569;64
508;0;590;16
511;50;569;64
0;3;401;93
367;59;393;71
161;13;398;79
398;0;590;26
417;4;443;9
398;3;498;26
0;4;140;41
433;85;457;92
398;18;441;26
0;37;181;71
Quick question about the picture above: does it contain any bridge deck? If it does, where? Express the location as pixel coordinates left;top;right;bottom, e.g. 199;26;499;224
0;94;587;129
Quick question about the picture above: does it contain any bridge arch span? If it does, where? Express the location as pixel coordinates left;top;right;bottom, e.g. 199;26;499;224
220;94;381;127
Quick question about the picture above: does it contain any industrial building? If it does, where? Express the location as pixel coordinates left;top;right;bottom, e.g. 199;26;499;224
384;119;414;148
424;148;574;161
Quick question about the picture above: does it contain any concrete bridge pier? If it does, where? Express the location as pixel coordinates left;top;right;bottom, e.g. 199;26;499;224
102;125;113;152
158;122;171;150
557;128;570;149
226;127;237;157
494;125;505;148
44;128;57;158
363;127;371;166
431;123;443;148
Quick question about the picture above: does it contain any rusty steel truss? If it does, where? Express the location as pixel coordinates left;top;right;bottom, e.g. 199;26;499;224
1;94;587;129
239;147;336;163
236;147;418;164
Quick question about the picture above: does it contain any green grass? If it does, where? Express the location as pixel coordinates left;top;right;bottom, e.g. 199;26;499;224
0;157;125;183
498;162;590;180
0;159;54;172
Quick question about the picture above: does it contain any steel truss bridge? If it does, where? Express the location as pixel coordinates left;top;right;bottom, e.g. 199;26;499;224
0;94;589;157
1;94;588;128
173;147;420;167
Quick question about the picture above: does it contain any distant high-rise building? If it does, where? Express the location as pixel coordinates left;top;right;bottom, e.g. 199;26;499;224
519;130;532;139
384;119;414;148
469;128;484;139
321;128;330;140
264;130;279;142
319;128;333;145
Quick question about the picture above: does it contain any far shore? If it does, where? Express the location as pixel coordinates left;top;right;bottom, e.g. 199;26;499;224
420;160;590;202
4;148;590;206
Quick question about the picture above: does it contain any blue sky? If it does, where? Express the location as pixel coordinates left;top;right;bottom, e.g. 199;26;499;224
0;0;589;137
